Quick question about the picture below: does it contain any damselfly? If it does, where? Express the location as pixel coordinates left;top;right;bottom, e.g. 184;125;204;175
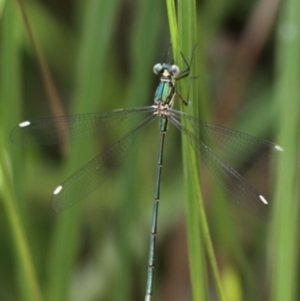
11;49;283;301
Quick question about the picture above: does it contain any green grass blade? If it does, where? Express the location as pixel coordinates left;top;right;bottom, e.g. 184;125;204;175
167;1;206;300
176;4;209;300
269;0;300;300
167;1;227;300
0;166;43;301
178;3;226;298
0;2;43;301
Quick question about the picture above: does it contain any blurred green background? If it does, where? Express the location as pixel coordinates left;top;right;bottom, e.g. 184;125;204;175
0;0;299;301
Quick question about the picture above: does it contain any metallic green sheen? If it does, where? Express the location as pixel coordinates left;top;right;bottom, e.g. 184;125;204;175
154;82;172;103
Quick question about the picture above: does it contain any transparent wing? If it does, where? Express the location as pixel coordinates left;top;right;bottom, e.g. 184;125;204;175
169;115;270;220
52;114;156;211
11;106;155;145
169;109;283;165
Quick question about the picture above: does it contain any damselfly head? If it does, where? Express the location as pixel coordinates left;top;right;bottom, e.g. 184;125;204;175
153;63;180;76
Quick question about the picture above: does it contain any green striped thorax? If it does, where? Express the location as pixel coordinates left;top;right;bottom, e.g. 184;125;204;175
153;63;180;108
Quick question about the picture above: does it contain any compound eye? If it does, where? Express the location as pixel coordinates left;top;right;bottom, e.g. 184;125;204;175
153;63;163;75
171;64;180;76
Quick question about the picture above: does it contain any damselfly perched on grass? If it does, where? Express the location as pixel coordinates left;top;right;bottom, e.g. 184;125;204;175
11;48;283;301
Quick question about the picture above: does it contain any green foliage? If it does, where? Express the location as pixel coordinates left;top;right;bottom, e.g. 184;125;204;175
0;0;299;301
